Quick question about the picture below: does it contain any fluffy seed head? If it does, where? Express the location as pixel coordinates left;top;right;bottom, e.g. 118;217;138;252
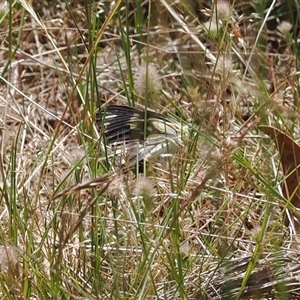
134;176;157;199
215;56;234;78
134;63;162;99
0;246;21;269
204;19;219;38
215;0;231;21
0;1;8;19
277;21;292;36
107;174;126;198
134;176;157;212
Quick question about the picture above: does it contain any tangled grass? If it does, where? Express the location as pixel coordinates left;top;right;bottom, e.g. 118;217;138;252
0;0;299;299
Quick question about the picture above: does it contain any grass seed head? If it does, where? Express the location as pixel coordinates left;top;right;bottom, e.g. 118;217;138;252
0;1;8;19
215;56;234;80
0;246;21;269
134;63;162;100
134;176;156;198
215;0;232;22
204;19;219;38
277;21;292;36
134;176;157;211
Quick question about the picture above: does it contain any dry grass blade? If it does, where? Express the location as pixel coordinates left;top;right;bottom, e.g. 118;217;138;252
52;172;114;279
260;125;300;231
52;172;115;200
60;179;112;246
2;0;300;298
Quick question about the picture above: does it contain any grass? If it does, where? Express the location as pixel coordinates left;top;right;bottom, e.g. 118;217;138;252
0;0;300;299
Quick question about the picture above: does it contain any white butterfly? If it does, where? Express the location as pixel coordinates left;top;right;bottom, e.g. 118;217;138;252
97;105;186;167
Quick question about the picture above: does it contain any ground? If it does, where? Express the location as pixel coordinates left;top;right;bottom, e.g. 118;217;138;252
0;1;299;299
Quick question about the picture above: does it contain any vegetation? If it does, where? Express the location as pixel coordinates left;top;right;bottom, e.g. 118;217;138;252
0;0;300;299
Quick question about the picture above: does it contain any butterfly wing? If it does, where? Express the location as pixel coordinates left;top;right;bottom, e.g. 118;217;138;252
96;105;183;167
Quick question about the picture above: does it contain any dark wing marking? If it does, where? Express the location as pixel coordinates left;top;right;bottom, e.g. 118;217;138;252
97;105;146;143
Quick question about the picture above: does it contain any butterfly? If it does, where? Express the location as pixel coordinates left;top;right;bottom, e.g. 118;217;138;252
96;105;186;167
